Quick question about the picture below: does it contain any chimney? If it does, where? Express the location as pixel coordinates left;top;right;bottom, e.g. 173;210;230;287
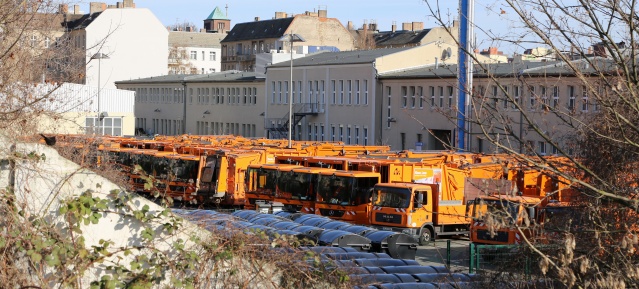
200;28;206;33
412;22;424;31
318;9;327;18
123;0;134;8
73;4;80;14
274;12;287;19
107;5;117;8
186;26;193;32
402;22;413;31
391;21;396;33
58;4;69;14
117;2;123;8
369;21;377;31
255;16;260;21
90;2;106;14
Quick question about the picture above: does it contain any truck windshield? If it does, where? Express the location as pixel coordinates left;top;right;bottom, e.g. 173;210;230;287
317;176;378;206
474;198;520;224
246;168;278;195
169;159;198;182
543;206;583;232
281;173;318;200
372;187;411;209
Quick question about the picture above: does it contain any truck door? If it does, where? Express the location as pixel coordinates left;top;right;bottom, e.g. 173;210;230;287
198;155;220;198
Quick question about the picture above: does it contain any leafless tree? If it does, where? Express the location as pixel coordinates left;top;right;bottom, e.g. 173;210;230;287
423;0;639;287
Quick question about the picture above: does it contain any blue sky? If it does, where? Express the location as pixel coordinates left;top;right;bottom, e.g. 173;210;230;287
76;0;523;54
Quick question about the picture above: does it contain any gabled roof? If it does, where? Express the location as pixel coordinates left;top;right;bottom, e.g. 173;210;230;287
64;12;102;30
206;6;228;20
221;17;294;42
374;29;432;46
268;47;413;68
169;31;225;48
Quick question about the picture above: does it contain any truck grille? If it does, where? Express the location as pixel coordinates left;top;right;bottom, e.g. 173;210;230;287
374;213;402;224
318;209;345;217
476;230;509;243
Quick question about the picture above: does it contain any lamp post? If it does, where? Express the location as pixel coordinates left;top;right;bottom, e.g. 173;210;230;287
278;33;305;148
91;52;109;135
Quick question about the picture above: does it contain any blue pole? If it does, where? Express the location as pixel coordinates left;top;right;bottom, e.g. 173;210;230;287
457;0;470;151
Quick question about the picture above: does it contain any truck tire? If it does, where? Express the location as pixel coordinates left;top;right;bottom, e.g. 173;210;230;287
419;227;434;245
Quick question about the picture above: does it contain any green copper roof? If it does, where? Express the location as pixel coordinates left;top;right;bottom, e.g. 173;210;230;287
206;6;228;20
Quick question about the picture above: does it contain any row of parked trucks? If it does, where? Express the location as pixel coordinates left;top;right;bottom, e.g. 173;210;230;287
47;134;579;246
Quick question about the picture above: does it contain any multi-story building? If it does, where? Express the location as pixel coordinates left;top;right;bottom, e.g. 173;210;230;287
168;32;224;74
378;59;605;152
168;6;229;75
59;1;168;89
263;42;463;144
115;71;264;137
220;9;355;72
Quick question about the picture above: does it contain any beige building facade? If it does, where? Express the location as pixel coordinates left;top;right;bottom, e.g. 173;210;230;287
220;9;355;72
264;43;463;146
115;71;265;137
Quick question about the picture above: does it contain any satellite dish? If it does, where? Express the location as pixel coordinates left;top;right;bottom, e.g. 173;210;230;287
441;47;452;60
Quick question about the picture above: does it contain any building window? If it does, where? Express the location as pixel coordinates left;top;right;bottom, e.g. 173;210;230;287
364;128;368;145
513;86;520;109
407;86;414;108
331;125;335;141
278;81;282;103
418;86;424;109
85;117;122;136
347;80;352;105
528;85;536;109
552;86;559;108
190;51;197;60
355;80;360;105
210;51;216;61
339;80;344;104
321;124;325;141
502;86;509;109
447;86;454;108
347;127;351;144
540;86;549;109
30;35;37;47
44;37;50;48
581;85;588;111
491;85;498;107
355;127;360;144
330;80;336;104
298;81;302;103
364;80;369;105
401;86;407;108
429;86;435;107
568;85;575;109
538;141;546;155
284;81;288;104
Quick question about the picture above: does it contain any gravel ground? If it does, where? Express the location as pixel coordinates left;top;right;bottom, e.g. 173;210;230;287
415;236;471;273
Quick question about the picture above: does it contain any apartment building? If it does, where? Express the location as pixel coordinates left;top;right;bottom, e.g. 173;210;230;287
60;2;168;89
220;9;355;72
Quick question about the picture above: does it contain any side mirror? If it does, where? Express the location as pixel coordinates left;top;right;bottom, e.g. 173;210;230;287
413;193;424;211
527;207;536;221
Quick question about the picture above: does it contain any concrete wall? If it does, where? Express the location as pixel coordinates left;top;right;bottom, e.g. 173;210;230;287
0;139;204;287
85;8;168;90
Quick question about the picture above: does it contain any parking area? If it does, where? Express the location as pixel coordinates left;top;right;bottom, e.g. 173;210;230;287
415;236;471;273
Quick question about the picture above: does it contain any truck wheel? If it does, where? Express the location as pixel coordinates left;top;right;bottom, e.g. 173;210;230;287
419;227;434;245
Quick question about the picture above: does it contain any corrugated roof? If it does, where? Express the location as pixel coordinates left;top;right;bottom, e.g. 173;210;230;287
115;71;262;85
169;31;224;48
206;6;228;20
221;17;294;42
269;47;413;68
374;29;431;46
379;57;617;79
115;74;192;84
187;71;261;82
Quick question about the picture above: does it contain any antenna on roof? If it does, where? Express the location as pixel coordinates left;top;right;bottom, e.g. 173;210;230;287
225;4;228;18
